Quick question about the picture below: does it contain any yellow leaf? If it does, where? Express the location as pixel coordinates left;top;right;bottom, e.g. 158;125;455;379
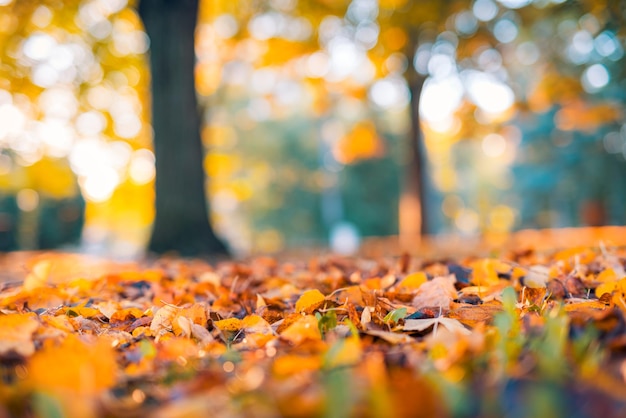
597;269;618;283
0;313;39;356
273;355;322;377
213;318;243;331
110;307;145;322
242;314;273;334
28;335;117;394
174;316;192;337
157;337;199;361
42;315;74;333
63;303;100;319
470;259;507;286
179;303;208;326
280;315;321;345
256;294;267;311
326;337;362;369
295;289;325;313
23;260;52;291
398;272;427;290
553;247;595;268
596;281;619;298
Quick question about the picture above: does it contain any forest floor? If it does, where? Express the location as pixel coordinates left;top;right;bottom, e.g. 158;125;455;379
2;228;626;418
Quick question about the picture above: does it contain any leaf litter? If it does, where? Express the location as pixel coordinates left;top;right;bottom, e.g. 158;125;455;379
1;247;626;417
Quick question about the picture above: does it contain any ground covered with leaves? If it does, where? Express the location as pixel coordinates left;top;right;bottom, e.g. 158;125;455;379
2;246;626;418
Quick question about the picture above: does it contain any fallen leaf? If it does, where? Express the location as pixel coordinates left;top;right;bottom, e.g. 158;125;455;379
397;272;428;290
280;315;321;345
362;329;413;344
28;334;117;394
403;317;471;335
191;323;214;344
325;337;362;368
412;275;457;311
23;260;52;291
150;304;179;335
0;313;39;356
213;317;243;331
295;289;325;313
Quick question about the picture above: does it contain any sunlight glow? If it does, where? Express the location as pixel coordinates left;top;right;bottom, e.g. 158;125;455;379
420;76;463;125
37;119;75;158
473;0;498;22
493;19;518;43
369;77;409;110
23;32;56;61
496;0;531;8
582;64;609;92
129;149;155;185
16;189;39;212
0;104;26;143
465;71;514;114
482;133;507;157
81;165;119;202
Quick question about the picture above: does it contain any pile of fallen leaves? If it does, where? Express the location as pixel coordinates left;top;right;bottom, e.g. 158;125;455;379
2;246;626;418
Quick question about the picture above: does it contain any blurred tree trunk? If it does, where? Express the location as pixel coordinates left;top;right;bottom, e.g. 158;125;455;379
400;38;428;244
138;0;227;257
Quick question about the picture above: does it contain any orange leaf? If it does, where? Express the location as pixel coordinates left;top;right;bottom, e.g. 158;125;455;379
597;269;618;283
325;337;362;368
398;272;428;290
280;315;321;345
0;313;39;356
273;355;322;377
23;260;52;292
295;289;325;314
28;335;117;394
470;259;508;286
213;317;243;331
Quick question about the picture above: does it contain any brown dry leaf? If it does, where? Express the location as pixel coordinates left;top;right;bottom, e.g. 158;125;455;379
328;286;364;306
362;328;413;344
191;323;214;344
524;265;550;288
172;303;208;336
448;303;502;327
0;313;39;356
150;304;179;336
95;301;120;319
412;275;457;310
403;317;471;335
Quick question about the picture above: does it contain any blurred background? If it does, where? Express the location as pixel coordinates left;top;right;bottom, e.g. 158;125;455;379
0;0;624;258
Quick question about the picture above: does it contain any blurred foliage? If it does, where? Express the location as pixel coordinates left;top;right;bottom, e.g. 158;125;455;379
0;0;625;255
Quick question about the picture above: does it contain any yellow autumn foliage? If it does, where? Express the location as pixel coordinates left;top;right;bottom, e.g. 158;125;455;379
28;335;117;395
295;289;325;313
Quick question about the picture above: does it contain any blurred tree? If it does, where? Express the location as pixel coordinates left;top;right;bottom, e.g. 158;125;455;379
138;0;227;256
376;0;464;239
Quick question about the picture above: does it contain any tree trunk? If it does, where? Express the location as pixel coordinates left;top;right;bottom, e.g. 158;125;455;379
399;65;429;245
139;0;227;257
